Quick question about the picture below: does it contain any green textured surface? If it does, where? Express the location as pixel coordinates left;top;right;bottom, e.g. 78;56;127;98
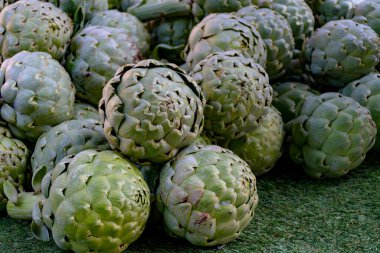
0;152;379;252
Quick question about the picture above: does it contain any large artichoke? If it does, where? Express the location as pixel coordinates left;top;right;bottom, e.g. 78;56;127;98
0;0;73;61
31;150;150;252
99;59;205;164
184;13;267;70
304;20;380;87
340;73;380;150
190;51;272;141
31;120;111;175
66;25;143;106
289;92;377;178
237;7;295;79
310;0;360;26
0;51;76;141
227;106;285;176
156;145;258;247
353;0;380;35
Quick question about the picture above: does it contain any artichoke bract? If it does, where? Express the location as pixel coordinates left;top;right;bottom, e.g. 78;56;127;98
0;136;28;211
66;25;143;106
99;59;205;164
184;13;267;70
304;20;380;87
340;73;380;150
0;51;76;141
86;10;151;56
31;120;110;176
72;102;99;121
237;7;295;79
32;150;150;252
0;0;73;61
227;106;285;176
353;0;380;35
190;51;272;141
156;145;258;247
289;92;377;178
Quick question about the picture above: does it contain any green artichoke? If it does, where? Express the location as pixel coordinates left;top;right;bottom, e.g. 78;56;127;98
340;73;380;150
304;20;380;87
310;0;360;26
0;51;76;141
0;0;73;61
0;136;29;211
66;25;143;106
289;92;377;178
272;81;319;125
31;120;111;175
31;150;150;252
86;10;151;56
156;144;258;247
237;7;295;79
227;106;285;176
190;51;272;141
184;13;267;70
99;59;205;164
271;0;315;49
72;102;99;121
353;0;380;35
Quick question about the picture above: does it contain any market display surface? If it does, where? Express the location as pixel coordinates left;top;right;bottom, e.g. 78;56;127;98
0;0;379;252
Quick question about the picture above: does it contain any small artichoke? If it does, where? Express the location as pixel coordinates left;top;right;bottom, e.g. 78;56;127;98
157;145;258;247
0;51;76;141
0;0;73;61
184;13;267;70
31;120;110;175
304;20;380;87
227;106;285;176
289;92;377;178
99;59;205;164
353;0;380;35
31;150;150;252
72;102;99;121
340;73;380;150
66;25;143;106
190;51;272;141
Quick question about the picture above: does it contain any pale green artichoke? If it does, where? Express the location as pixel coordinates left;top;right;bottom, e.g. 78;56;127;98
289;92;377;178
310;0;360;26
353;0;380;35
190;51;272;141
184;13;267;70
304;20;380;87
156;145;258;247
340;73;380;150
66;25;143;106
227;106;285;176
237;7;295;79
0;0;73;61
0;51;76;141
31;120;111;175
86;10;150;56
31;150;150;252
99;59;205;164
72;102;99;121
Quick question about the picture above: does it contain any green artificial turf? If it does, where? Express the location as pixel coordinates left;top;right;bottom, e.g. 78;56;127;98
1;152;379;253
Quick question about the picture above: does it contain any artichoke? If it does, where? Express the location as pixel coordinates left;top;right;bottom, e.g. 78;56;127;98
0;51;76;141
271;0;315;49
310;0;360;26
0;136;29;211
227;106;285;176
72;102;99;121
304;20;380;87
353;0;380;35
237;7;295;79
184;13;267;70
289;92;377;178
99;59;205;164
66;25;143;106
0;0;73;61
86;10;150;56
190;51;272;141
156;145;258;247
31;150;150;252
340;73;380;150
31;120;111;175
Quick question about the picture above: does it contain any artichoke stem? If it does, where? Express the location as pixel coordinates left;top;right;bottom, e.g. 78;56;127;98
128;2;191;21
6;192;45;220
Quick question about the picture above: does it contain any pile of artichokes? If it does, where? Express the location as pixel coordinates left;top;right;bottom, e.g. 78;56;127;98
0;0;380;252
